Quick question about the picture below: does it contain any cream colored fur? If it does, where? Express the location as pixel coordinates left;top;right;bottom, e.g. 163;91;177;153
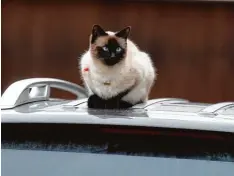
79;31;156;104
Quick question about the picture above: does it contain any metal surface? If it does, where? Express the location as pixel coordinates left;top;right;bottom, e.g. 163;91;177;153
1;102;234;133
0;78;88;109
1;78;234;133
198;102;234;117
132;98;189;108
62;98;88;107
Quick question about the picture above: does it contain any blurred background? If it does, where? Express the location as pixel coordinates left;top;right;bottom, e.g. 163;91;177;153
2;0;234;103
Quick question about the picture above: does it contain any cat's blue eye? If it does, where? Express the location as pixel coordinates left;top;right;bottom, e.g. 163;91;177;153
102;46;109;52
116;47;122;53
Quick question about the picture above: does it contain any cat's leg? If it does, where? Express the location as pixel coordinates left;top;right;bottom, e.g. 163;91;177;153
122;80;148;106
88;86;136;109
88;95;122;109
103;99;143;109
101;87;135;109
118;100;144;109
88;94;106;109
103;98;124;109
88;96;141;109
118;100;133;109
88;95;131;109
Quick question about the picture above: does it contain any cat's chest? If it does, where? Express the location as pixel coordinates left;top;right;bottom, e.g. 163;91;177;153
91;70;132;86
89;68;137;94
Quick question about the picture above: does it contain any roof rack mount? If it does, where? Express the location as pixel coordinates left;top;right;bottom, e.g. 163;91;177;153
199;102;234;117
0;78;88;109
132;98;189;109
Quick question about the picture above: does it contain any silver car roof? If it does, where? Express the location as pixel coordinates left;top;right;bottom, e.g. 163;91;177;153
1;78;234;133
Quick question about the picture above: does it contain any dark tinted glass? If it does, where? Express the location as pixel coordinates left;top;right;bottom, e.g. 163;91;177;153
2;123;234;162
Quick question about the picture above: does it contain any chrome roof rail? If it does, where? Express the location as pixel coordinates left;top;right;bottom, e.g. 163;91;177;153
63;98;88;107
0;78;88;109
198;102;234;117
132;98;189;109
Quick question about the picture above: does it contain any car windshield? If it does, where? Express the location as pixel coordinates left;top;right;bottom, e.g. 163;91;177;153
2;123;234;176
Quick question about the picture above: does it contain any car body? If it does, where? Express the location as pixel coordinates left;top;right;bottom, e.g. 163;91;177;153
1;78;234;176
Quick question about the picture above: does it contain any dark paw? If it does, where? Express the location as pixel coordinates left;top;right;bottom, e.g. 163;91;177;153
103;99;121;109
118;100;133;109
88;94;136;109
88;94;105;109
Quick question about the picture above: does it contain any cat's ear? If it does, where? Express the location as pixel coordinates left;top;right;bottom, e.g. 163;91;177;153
115;26;131;39
91;24;107;43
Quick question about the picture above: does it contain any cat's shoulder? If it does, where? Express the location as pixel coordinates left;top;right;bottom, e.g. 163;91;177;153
80;50;92;68
80;50;90;60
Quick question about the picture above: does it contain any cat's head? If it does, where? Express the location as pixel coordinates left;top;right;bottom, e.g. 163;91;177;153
89;24;131;66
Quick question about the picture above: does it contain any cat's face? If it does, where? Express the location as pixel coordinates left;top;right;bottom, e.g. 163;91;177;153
89;25;131;66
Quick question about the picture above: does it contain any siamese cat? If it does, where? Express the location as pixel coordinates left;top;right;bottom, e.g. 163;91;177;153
79;25;156;109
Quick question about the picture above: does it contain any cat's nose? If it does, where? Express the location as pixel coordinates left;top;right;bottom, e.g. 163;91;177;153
111;53;115;58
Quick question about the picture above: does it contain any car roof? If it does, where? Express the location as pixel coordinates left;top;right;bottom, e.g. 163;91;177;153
2;97;234;133
1;78;234;133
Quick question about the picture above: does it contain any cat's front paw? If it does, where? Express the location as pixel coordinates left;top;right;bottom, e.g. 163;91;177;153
88;94;105;109
118;100;134;109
